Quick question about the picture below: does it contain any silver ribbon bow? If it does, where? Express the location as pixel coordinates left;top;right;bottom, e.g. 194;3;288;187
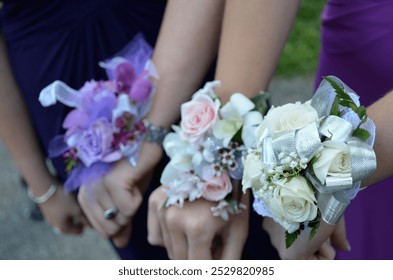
259;76;376;225
309;76;376;224
260;122;323;166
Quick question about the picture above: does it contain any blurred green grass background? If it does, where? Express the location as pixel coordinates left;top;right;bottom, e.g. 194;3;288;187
275;0;325;77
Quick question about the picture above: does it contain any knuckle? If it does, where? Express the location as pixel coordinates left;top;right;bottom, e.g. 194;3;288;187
187;220;208;237
165;209;181;230
117;204;136;218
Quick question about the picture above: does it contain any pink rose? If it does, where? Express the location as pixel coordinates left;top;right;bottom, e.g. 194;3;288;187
202;172;232;202
180;94;219;142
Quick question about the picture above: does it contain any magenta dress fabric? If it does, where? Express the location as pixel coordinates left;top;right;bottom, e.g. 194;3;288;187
315;0;393;259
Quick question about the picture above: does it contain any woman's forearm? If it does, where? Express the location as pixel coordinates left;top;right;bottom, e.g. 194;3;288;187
0;34;55;195
362;90;393;186
147;0;225;128
215;0;300;101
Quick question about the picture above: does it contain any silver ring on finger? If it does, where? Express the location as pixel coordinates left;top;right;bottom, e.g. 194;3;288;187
103;207;119;220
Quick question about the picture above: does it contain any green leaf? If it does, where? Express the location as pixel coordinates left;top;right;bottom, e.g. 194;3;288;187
161;198;170;209
308;221;320;241
330;97;340;116
338;99;353;108
285;229;301;248
324;76;371;121
231;127;243;143
251;91;270;115
353;127;371;142
65;158;77;173
348;103;359;113
324;76;352;101
356;106;367;120
225;197;240;214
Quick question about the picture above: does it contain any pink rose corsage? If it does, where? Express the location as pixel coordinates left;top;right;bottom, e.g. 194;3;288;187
38;34;158;192
160;81;269;220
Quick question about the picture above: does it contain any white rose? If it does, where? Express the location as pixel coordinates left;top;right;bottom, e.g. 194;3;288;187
242;152;263;192
268;176;318;233
213;93;256;147
312;140;351;184
256;101;319;139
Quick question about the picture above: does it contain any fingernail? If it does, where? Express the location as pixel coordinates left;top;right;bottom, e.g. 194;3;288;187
346;241;351;251
52;227;62;235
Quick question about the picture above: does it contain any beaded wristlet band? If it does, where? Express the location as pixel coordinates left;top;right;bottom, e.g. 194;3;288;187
27;184;58;204
143;119;170;145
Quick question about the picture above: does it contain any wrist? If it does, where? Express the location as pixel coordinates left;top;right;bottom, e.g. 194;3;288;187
143;119;170;146
27;183;59;204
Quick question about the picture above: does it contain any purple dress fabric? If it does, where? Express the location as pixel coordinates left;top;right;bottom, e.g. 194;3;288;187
315;0;393;259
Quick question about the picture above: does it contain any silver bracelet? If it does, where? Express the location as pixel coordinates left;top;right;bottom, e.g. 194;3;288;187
143;119;170;145
27;184;58;204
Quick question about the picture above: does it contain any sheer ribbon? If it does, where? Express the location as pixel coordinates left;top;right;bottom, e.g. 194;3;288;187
256;76;376;225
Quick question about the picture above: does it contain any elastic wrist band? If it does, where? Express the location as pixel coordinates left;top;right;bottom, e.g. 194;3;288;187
27;184;58;204
143;119;170;145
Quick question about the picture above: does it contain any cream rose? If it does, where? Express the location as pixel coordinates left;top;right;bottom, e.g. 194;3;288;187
268;176;318;233
202;172;233;202
180;94;220;142
256;101;319;138
312;140;351;184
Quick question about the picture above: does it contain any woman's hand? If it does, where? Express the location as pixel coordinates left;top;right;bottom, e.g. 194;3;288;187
39;186;86;235
147;185;249;259
78;142;163;247
262;216;349;260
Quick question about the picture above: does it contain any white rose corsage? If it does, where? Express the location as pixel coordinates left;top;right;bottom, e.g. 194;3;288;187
242;76;377;247
160;81;269;220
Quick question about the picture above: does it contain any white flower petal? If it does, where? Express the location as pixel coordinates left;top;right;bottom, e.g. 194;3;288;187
212;119;241;147
160;164;179;186
163;132;190;159
112;94;137;122
171;154;193;171
242;111;263;148
220;93;255;120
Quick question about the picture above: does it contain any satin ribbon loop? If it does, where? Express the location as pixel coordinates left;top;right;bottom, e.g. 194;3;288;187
317;192;350;225
348;138;377;182
261;136;277;166
295;122;323;160
310;135;376;225
319;115;354;142
39;80;82;108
